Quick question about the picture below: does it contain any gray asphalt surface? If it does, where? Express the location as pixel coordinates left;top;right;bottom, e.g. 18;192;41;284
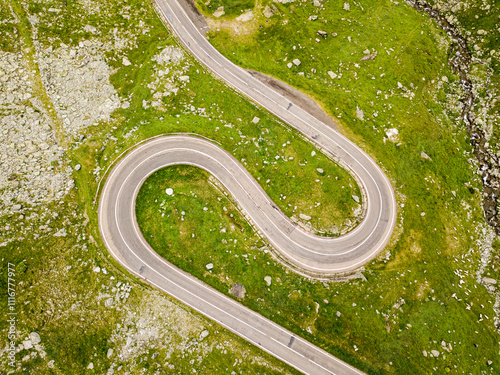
98;0;397;373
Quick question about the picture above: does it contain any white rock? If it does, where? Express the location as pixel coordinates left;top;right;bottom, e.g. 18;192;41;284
385;128;399;143
11;204;22;212
264;276;272;286
179;75;190;82
107;348;113;358
287;62;293;68
423;350;427;357
482;277;497;285
311;151;316;156
343;2;350;10
23;340;33;350
122;57;132;66
327;71;337;79
316;168;324;174
87;362;94;370
352;195;360;204
263;5;275;18
252;116;260;124
166;188;174;195
431;350;440;357
236;10;253;22
336;311;341;317
299;213;311;221
213;6;225;18
93;266;101;273
292;59;301;66
420;151;432;161
356;107;364;120
30;332;41;345
200;329;209;339
74;164;81;171
206;263;214;270
54;228;67;237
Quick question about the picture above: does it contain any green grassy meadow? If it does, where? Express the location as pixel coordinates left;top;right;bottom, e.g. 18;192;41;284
134;0;500;373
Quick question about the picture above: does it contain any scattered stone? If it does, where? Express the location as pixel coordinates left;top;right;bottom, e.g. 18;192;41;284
361;51;377;61
343;2;350;11
311;151;316;156
122;57;132;66
206;263;214;270
385;128;399;143
230;283;246;298
30;332;41;345
356;107;364;120
11;204;22;212
423;350;428;357
74;164;82;171
23;340;33;350
264;276;272;286
316;168;324;174
487;360;493;366
292;59;301;66
107;348;113;358
420;151;432;161
287;62;293;68
178;75;190;82
313;0;322;6
104;298;113;307
93;266;101;273
336;311;341;317
317;30;327;38
263;5;276;18
236;10;253;22
431;350;440;357
252;116;260;124
37;43;121;138
482;277;497;285
166;188;174;196
87;362;94;370
327;71;338;79
54;228;67;237
200;330;209;339
299;213;311;221
213;6;225;18
352;195;360;204
154;46;184;65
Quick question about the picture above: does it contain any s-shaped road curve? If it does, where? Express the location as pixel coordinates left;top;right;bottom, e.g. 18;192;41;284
98;0;397;374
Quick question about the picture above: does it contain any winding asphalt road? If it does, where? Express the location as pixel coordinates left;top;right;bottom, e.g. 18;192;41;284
98;0;397;373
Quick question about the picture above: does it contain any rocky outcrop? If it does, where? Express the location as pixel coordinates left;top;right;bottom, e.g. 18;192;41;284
0;51;73;215
37;40;122;138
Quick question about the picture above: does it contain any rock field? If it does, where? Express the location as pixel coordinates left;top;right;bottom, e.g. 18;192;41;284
0;50;73;216
37;40;122;138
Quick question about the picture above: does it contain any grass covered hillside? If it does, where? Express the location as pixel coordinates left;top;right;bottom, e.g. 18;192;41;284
0;0;498;373
140;0;500;372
